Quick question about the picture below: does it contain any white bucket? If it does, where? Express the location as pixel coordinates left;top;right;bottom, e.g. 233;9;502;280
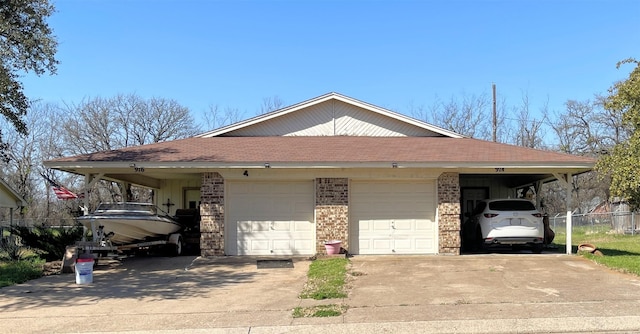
75;258;94;284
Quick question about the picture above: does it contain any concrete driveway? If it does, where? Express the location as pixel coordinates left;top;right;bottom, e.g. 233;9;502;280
2;253;640;333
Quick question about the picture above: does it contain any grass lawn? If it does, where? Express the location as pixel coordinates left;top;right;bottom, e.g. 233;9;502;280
553;227;640;276
295;257;350;318
300;257;349;300
0;259;45;288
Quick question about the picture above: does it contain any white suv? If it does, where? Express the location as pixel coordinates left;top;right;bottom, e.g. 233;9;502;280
462;199;544;253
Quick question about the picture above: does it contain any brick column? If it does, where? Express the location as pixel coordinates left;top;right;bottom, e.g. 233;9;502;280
315;178;349;254
438;172;461;255
200;172;224;256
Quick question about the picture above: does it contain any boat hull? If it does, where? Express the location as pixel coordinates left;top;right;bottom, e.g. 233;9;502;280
77;203;182;245
78;216;182;244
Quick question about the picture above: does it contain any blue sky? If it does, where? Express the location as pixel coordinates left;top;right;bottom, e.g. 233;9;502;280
22;0;640;125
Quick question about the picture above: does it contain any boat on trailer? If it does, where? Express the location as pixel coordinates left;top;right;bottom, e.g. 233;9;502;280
77;202;183;246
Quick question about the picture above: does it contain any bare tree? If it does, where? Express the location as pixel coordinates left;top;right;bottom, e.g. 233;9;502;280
259;95;285;114
133;97;200;144
427;93;492;139
592;94;631;150
512;93;547;149
203;104;244;130
547;98;622;156
61;94;199;155
58;94;200;204
0;101;80;224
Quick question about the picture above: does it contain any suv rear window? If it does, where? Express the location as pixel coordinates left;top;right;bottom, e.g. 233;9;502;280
488;200;536;211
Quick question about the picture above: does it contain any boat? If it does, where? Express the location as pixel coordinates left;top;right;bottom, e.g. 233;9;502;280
77;202;183;245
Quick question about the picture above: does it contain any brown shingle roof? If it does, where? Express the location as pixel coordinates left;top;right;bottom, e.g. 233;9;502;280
48;137;595;166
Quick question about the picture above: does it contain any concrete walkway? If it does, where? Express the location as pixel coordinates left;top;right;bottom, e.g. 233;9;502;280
2;253;640;333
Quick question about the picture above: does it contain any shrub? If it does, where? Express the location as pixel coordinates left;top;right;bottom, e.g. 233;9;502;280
0;236;41;261
9;224;84;261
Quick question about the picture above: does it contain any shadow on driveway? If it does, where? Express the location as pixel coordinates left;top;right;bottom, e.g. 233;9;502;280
0;255;302;312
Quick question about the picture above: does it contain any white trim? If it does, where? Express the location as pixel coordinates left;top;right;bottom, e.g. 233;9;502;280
197;92;464;138
44;161;595;171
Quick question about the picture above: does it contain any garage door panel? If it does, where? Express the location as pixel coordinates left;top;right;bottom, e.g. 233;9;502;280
228;181;314;256
373;220;392;231
372;239;392;253
293;239;314;251
393;238;412;251
272;239;292;251
238;239;270;255
352;181;437;255
393;220;413;231
415;238;435;251
294;221;313;232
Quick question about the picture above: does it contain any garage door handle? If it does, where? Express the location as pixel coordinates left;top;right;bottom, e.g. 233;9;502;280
391;221;395;229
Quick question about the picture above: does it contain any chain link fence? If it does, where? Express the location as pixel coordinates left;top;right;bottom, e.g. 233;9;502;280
1;218;80;238
549;211;640;235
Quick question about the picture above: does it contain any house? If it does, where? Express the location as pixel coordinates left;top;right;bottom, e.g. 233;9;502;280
44;92;595;256
0;178;26;226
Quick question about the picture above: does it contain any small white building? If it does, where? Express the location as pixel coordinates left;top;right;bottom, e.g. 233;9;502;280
0;178;25;226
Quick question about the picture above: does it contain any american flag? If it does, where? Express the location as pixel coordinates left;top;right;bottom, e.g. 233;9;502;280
41;174;80;200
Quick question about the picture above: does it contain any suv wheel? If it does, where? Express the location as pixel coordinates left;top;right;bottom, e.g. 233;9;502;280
532;243;543;254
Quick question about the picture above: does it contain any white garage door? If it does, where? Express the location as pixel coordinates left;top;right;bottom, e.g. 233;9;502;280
351;180;437;254
226;181;315;256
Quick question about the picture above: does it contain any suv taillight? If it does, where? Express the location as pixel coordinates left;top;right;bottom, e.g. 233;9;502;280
532;213;543;218
484;213;499;218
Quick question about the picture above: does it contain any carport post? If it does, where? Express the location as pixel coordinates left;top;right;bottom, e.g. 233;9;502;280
553;173;573;254
565;173;573;254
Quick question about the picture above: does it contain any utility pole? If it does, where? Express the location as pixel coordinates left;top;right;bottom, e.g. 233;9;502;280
492;83;497;142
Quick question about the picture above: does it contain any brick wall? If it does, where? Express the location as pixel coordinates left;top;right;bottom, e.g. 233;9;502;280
438;172;461;255
200;172;225;256
315;178;349;254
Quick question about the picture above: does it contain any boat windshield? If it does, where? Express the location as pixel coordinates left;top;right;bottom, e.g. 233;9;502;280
94;203;157;215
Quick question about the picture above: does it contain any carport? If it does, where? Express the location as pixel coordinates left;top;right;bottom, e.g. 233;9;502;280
460;170;583;254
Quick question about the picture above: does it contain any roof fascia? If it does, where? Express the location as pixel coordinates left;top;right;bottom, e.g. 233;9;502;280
44;160;594;171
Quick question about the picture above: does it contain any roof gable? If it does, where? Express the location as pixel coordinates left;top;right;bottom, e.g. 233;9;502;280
0;178;25;208
198;92;463;138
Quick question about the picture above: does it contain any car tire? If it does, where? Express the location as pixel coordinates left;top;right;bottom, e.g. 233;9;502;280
532;243;543;254
473;227;484;252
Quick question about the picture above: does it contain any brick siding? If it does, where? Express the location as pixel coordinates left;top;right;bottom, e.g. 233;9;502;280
438;172;461;255
315;178;349;254
200;172;225;256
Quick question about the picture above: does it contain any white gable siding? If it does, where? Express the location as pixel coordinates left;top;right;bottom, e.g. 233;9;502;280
0;180;24;208
222;100;442;137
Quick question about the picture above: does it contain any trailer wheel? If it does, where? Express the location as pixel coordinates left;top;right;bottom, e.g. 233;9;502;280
170;235;183;257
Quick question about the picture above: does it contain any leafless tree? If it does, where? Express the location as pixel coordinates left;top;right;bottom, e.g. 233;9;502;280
419;93;492;139
133;97;199;144
511;93;547;149
203;104;244;130
541;97;626;214
410;93;511;142
58;94;200;204
60;94;199;155
259;95;285;114
0;102;79;225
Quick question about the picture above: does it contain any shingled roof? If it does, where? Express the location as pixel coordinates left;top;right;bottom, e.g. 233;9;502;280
47;136;595;169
